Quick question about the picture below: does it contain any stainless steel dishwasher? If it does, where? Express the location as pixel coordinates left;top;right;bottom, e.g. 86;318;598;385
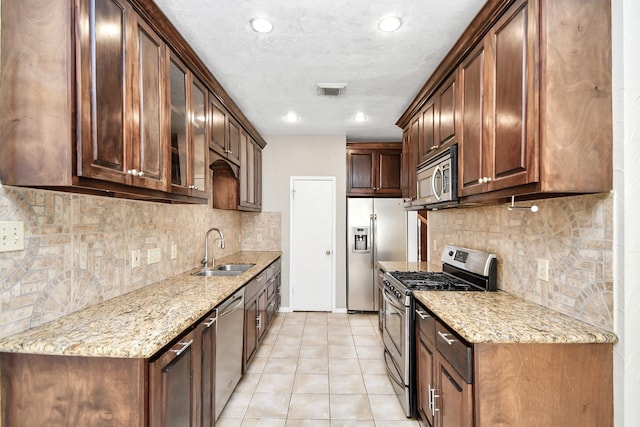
215;287;245;420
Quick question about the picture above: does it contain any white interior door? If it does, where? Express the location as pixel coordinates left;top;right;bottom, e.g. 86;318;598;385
290;177;335;311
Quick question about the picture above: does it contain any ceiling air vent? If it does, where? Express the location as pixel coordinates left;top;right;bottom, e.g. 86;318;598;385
317;83;346;97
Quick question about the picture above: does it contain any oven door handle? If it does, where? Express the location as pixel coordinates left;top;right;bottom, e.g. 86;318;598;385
432;165;443;201
383;287;405;312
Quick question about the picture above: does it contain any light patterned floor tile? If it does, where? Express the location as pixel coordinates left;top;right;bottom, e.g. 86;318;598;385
288;393;330;419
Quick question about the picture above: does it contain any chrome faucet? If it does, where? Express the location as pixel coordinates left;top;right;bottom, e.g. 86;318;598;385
201;228;225;268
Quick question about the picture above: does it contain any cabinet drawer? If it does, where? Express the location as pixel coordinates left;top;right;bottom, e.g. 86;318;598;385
245;271;267;301
267;259;281;279
435;320;472;384
266;277;275;299
415;305;436;346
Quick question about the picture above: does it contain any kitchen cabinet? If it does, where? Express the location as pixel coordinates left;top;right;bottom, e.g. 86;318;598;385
209;98;241;166
78;0;168;192
397;0;612;205
459;0;536;197
0;0;266;203
415;306;472;427
243;259;281;369
401;120;419;204
414;301;613;427
417;74;458;166
168;56;209;199
243;270;267;369
347;142;402;197
239;131;263;211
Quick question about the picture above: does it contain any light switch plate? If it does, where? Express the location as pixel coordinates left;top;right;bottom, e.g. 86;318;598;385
0;221;25;252
256;234;263;243
171;244;177;260
148;247;161;264
131;250;141;268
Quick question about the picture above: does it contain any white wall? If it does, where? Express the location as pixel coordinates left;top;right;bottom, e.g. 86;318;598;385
612;0;640;425
262;135;347;310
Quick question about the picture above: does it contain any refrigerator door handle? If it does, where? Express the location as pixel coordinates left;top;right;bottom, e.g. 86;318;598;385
370;213;377;268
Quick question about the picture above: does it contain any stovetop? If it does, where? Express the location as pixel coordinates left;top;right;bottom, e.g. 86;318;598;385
387;271;481;292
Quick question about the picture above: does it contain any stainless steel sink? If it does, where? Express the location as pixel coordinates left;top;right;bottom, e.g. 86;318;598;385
192;263;255;276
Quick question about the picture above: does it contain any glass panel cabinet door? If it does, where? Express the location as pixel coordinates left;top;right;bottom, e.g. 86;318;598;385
79;0;128;183
191;80;207;195
170;59;188;188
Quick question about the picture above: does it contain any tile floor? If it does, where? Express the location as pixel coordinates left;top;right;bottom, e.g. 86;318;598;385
217;312;419;427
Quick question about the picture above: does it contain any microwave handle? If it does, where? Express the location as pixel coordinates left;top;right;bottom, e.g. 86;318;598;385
432;165;442;201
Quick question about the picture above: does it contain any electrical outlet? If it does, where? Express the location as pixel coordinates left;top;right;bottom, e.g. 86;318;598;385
256;234;263;243
171;244;177;260
131;250;141;268
537;258;549;281
0;221;25;253
148;248;161;264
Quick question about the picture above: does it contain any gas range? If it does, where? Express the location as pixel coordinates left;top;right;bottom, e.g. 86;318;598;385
384;245;497;306
381;245;497;418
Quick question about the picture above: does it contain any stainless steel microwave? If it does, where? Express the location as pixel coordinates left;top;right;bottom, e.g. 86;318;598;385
415;144;458;209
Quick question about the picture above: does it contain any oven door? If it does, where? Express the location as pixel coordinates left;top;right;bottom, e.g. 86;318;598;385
382;287;408;383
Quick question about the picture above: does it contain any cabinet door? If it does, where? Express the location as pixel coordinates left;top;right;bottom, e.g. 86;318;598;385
227;117;242;165
438;75;456;146
129;14;166;191
417;331;436;427
420;100;437;163
239;131;256;208
78;0;129;184
169;58;189;191
347;150;375;195
376;150;402;196
404;120;419;201
459;44;488;196
435;357;473;427
191;79;208;198
257;288;268;342
488;0;537;191
149;330;197;427
209;97;229;158
199;313;217;427
244;296;258;367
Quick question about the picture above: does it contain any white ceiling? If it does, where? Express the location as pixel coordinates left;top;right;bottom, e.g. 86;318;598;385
153;0;488;142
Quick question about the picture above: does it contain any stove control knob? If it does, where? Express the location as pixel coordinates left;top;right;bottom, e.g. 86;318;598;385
389;285;395;291
395;291;402;299
448;250;454;257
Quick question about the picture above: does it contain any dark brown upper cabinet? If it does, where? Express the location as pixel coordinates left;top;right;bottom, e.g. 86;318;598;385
347;142;402;197
239;130;262;211
168;55;209;199
397;0;612;205
0;0;266;203
210;98;241;166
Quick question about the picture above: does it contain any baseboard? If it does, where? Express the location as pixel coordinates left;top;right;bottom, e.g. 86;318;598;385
332;308;348;314
278;306;291;313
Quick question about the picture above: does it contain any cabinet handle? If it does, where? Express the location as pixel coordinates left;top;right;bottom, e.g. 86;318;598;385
225;149;232;154
170;339;193;356
137;171;144;177
437;331;456;345
204;317;216;328
430;145;438;150
256;315;262;330
415;310;431;320
431;387;440;415
193;186;198;190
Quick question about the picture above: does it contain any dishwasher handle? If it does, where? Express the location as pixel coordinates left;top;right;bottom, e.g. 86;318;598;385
219;292;244;318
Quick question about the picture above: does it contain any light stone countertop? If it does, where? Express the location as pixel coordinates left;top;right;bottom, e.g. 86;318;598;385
377;261;429;272
414;291;618;344
0;251;281;358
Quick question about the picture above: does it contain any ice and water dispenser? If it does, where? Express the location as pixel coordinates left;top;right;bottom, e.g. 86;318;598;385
352;227;370;252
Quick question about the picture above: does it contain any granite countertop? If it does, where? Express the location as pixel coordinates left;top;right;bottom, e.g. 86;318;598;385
414;291;618;344
0;251;281;358
377;261;429;272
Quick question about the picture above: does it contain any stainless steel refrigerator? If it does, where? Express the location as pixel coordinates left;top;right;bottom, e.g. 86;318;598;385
347;198;415;311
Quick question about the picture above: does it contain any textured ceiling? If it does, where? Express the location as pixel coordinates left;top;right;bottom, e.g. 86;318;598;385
153;0;487;142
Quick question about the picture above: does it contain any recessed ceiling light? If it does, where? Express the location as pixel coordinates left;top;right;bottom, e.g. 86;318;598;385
284;111;300;123
250;17;273;33
378;16;402;32
353;112;368;122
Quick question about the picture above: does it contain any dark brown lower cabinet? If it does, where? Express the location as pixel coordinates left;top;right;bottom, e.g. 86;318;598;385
1;309;217;427
415;302;614;427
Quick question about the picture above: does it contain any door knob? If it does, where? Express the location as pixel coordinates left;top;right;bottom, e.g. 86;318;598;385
325;250;331;255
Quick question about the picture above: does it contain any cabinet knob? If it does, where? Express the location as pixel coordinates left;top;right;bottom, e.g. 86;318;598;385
477;178;483;184
137;171;144;177
129;169;138;176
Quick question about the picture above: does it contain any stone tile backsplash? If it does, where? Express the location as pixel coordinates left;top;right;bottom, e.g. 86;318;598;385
428;193;614;331
0;184;280;338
